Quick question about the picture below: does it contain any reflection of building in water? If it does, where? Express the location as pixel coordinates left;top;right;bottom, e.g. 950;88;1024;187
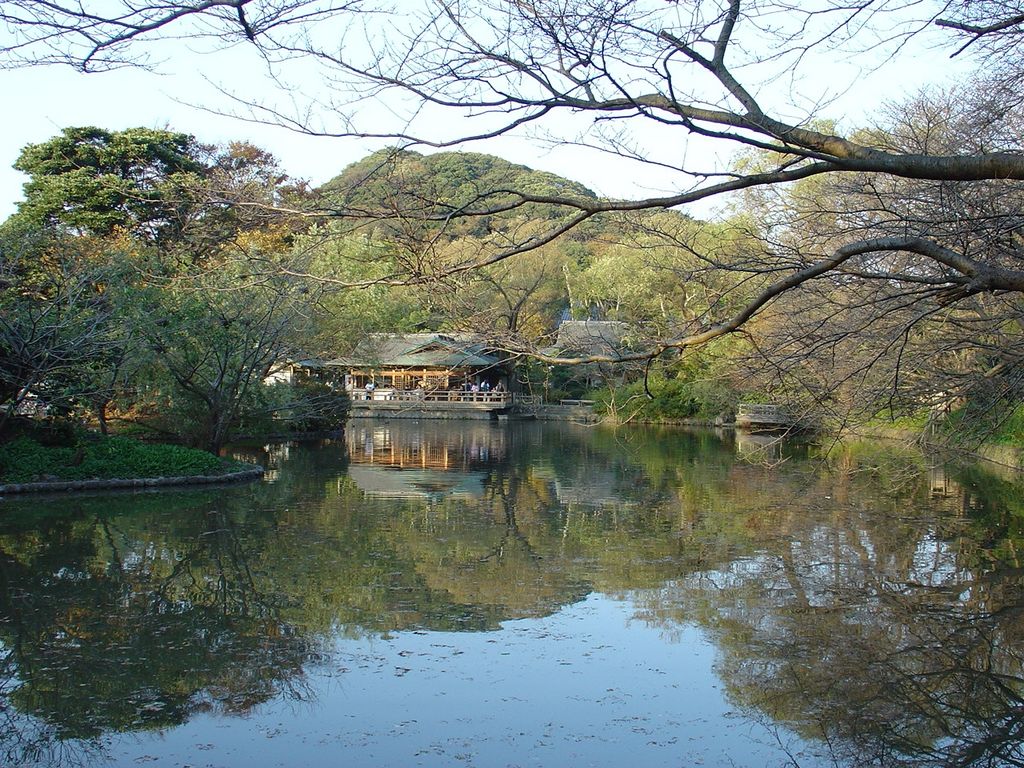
531;465;634;509
228;442;295;482
346;421;506;470
928;465;962;498
344;421;507;500
735;431;785;462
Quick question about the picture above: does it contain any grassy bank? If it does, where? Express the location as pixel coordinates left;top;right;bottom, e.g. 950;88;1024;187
0;434;249;484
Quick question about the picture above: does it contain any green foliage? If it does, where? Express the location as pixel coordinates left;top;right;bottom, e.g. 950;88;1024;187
547;362;592;400
0;434;240;483
300;229;432;353
593;378;700;421
0;222;135;426
985;403;1024;446
3;127;318;452
134;268;304;452
863;408;932;432
314;149;599;345
564;213;758;332
262;379;350;432
940;400;1024;449
13;126;203;238
320;148;596;229
588;361;745;423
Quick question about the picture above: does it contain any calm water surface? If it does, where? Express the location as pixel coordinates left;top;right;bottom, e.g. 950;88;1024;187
2;421;1023;767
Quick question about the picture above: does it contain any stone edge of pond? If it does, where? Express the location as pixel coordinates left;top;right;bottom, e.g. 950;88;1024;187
0;464;265;495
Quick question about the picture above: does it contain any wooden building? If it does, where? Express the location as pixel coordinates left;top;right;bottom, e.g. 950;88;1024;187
279;333;547;419
327;333;510;395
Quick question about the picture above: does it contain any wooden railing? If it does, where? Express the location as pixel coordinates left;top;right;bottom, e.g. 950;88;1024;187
350;388;514;405
735;403;791;425
736;403;787;416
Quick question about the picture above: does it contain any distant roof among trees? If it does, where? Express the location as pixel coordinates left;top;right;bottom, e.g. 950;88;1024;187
328;333;503;369
551;321;629;359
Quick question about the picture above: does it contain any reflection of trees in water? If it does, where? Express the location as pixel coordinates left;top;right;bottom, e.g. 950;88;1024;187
384;468;592;618
711;570;1024;768
0;644;102;768
295;434;1024;767
3;427;1024;767
0;492;318;767
628;453;1024;768
0;422;743;765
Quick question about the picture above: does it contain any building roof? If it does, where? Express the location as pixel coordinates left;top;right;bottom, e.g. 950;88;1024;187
551;320;629;358
328;333;503;369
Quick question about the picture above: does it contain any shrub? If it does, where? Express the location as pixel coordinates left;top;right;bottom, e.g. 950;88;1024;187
263;380;350;433
592;378;699;421
0;434;242;483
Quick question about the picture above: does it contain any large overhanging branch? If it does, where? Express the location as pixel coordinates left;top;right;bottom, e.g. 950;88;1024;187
217;8;1024;183
935;6;1024;59
936;12;1024;37
517;237;1024;366
4;0;1023;197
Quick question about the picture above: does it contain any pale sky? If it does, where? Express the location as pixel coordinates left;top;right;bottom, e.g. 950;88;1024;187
0;13;974;222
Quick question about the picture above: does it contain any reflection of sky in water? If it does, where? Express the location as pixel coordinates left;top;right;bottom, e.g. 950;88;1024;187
910;529;969;587
101;594;822;768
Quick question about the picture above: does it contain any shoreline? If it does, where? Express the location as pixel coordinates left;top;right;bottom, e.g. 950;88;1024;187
0;463;265;495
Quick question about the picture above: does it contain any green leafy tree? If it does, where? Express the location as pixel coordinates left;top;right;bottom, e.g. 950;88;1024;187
300;228;432;354
135;253;310;453
0;222;131;432
13;126;204;240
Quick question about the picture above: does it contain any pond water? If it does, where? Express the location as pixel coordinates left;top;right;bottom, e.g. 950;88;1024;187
1;421;1023;767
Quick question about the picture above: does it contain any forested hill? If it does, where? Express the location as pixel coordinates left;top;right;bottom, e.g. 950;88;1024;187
317;148;598;225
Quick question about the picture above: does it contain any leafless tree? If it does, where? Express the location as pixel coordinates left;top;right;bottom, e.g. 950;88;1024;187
728;84;1024;430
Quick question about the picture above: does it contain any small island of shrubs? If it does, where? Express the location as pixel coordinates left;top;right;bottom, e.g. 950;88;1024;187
0;431;260;492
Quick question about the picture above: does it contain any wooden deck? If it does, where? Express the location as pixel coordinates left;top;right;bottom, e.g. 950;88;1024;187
734;403;795;432
348;389;540;418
